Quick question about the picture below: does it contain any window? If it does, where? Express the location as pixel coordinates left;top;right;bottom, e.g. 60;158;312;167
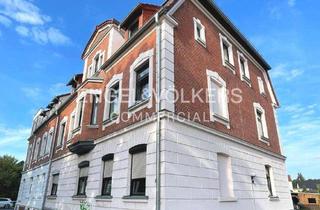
220;34;235;70
258;77;266;95
40;133;47;157
101;154;114;196
90;95;99;125
193;18;206;46
57;121;66;147
68;112;75;140
29;177;33;194
217;153;235;199
77;161;89;196
108;83;120;119
207;70;230;127
308;198;317;204
51;174;59;196
253;103;269;141
46;129;53;154
33;138;40;160
135;61;150;102
128;19;139;38
76;98;84;128
129;144;147;196
265;165;276;197
238;52;250;83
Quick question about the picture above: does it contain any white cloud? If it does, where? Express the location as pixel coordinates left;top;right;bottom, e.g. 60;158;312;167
49;82;68;96
15;25;29;36
0;0;50;25
15;26;70;45
0;0;70;46
288;0;296;7
280;103;320;178
0;14;12;27
271;64;304;81
21;87;41;99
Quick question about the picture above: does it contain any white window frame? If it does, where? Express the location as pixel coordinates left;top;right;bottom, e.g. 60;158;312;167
217;153;236;202
265;165;277;198
219;34;235;74
253;102;269;143
33;138;40;161
89;94;100;126
206;70;230;128
75;94;86;131
40;132;48;157
68;110;76;141
56;117;67;148
193;17;206;47
257;76;266;95
46;127;54;155
237;51;251;85
128;49;154;113
103;73;123;124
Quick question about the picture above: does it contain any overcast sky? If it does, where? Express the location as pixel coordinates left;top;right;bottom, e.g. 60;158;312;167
0;0;319;179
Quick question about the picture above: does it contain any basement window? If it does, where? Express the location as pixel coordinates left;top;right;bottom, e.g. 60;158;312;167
129;144;147;196
51;174;59;196
101;154;114;196
77;161;89;196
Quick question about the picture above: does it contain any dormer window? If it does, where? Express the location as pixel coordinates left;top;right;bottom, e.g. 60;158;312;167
128;19;139;38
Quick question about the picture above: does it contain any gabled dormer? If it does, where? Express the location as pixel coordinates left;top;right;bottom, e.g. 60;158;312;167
82;19;125;80
67;74;83;93
121;3;160;39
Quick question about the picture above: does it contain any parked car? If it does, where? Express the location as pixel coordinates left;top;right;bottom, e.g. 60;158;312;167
0;198;13;208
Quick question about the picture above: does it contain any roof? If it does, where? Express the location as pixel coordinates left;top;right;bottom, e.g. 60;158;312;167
81;19;120;59
120;3;160;29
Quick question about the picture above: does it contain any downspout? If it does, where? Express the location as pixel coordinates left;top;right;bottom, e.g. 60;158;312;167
155;12;162;210
41;110;60;210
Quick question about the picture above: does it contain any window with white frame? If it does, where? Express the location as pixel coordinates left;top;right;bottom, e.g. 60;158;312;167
217;153;235;200
40;133;48;157
77;161;89;196
57;120;67;147
193;17;206;46
238;51;250;83
135;61;150;102
33;138;40;161
90;94;99;125
220;34;235;69
45;129;54;155
257;77;266;95
265;165;276;197
129;49;153;108
129;144;147;196
51;173;59;196
254;103;269;141
207;70;230;126
104;74;123;122
76;97;85;129
68;111;76;140
101;154;114;196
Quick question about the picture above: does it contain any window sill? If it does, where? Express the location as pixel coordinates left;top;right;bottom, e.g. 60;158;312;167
242;75;251;87
103;114;119;125
72;127;81;134
219;197;238;202
72;195;87;200
212;113;230;129
87;124;99;129
95;195;113;201
224;61;236;74
195;38;206;48
259;136;270;146
128;98;150;112
122;195;149;203
269;196;280;201
47;195;57;200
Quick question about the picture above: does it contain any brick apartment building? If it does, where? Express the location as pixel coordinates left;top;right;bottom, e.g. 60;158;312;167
16;0;293;210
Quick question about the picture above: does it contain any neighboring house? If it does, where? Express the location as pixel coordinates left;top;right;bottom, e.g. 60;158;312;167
292;192;320;208
16;1;293;210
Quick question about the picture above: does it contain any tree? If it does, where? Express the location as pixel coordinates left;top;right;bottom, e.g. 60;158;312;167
0;155;24;200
